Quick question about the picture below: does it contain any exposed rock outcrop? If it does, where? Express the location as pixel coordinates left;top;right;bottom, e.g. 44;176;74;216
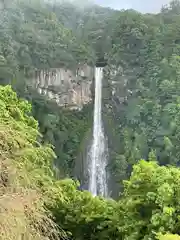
32;64;94;110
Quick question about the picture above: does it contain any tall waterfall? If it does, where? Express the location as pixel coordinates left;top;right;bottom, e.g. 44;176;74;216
88;67;108;197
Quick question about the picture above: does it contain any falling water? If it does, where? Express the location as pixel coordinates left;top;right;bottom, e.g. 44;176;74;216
88;67;108;197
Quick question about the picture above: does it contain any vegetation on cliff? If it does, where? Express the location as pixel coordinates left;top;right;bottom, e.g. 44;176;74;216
0;0;95;174
104;0;180;192
0;0;95;81
0;85;62;239
2;85;180;239
1;0;180;239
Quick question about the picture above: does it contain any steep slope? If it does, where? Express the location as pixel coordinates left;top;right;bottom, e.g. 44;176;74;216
103;1;180;196
0;85;63;239
0;0;95;84
49;1;117;63
0;0;96;175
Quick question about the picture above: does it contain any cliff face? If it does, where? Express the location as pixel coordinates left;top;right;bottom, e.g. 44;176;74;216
32;64;94;110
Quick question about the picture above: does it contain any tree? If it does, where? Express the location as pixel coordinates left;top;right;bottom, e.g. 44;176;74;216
118;159;180;239
0;85;65;239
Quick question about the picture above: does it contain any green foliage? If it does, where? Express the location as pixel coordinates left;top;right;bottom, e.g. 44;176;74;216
0;0;98;176
3;0;180;239
0;86;118;240
2;86;180;240
0;85;65;239
50;1;116;63
0;0;95;84
158;234;180;240
102;0;180;194
0;85;55;189
48;178;124;240
19;87;93;175
114;159;180;239
47;158;180;240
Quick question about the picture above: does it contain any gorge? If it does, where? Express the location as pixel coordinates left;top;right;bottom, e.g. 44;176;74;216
1;0;180;239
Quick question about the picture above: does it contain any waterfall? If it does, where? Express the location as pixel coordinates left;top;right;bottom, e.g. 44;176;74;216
88;67;108;197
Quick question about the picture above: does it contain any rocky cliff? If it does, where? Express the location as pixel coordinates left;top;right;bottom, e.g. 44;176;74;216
32;64;94;110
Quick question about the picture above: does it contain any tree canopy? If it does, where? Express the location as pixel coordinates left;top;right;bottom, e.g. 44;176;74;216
1;0;180;239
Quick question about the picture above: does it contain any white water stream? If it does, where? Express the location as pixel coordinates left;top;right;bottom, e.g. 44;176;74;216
88;67;108;197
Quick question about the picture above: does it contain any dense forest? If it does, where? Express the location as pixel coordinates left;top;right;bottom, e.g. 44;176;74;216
1;0;180;239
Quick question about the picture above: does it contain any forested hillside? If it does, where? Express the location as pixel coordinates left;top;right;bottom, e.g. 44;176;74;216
2;85;180;239
48;1;117;62
1;0;180;239
103;0;180;195
0;0;96;175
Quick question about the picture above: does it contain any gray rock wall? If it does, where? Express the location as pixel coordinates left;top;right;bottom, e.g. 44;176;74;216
32;64;94;110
